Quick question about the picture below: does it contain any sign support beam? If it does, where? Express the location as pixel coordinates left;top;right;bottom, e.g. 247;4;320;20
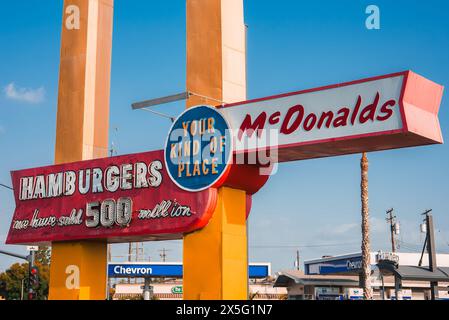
184;188;248;299
49;0;114;300
183;0;249;300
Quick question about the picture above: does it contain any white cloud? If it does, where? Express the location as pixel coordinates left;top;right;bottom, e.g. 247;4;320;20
316;222;359;238
331;223;359;235
370;216;388;235
3;82;45;104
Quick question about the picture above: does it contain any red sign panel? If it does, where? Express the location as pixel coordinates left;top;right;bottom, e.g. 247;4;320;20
220;71;444;162
6;150;217;245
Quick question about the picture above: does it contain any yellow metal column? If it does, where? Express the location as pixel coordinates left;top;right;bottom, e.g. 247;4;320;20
183;0;248;300
48;0;114;300
184;188;248;300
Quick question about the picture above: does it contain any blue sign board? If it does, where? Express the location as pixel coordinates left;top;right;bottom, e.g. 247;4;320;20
108;263;270;279
305;256;363;275
109;263;182;278
164;105;232;192
248;264;270;278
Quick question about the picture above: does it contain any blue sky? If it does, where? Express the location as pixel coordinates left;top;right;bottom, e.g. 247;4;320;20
1;0;449;274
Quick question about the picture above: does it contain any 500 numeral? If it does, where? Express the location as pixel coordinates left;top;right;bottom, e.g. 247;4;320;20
86;198;132;228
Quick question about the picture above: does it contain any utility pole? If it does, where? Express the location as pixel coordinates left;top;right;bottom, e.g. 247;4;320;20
109;143;115;157
421;209;439;300
108;137;117;296
295;250;300;271
159;248;170;262
107;244;112;300
386;208;398;253
128;243;132;284
109;126;119;157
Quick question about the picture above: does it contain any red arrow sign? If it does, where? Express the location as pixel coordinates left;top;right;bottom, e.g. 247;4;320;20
220;71;443;162
6;150;217;245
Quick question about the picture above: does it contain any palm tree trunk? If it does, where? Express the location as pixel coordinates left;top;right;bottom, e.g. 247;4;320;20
360;152;373;300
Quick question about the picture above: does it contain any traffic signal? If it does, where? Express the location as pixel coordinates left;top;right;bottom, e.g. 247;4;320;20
30;266;39;288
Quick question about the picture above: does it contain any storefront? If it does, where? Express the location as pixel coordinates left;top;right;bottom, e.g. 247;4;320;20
274;270;360;300
274;251;449;300
113;280;287;301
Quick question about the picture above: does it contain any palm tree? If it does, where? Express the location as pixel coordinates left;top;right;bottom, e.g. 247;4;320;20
360;152;373;300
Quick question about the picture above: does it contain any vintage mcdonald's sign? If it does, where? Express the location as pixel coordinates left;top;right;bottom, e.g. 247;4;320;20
6;71;443;245
220;71;444;162
6;150;217;245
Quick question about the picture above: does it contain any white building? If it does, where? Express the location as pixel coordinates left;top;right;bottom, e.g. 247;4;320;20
274;251;449;300
113;279;287;300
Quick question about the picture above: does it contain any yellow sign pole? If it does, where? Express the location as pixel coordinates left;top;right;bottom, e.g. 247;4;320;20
183;0;249;300
48;0;114;300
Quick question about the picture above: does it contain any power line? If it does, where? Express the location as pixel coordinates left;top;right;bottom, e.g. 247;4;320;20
397;239;425;253
397;240;422;249
386;208;398;252
397;243;421;253
398;239;449;254
0;183;13;191
437;229;449;247
250;242;360;249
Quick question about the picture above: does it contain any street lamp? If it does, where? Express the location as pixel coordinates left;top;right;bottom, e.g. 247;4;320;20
131;91;225;122
131;92;189;123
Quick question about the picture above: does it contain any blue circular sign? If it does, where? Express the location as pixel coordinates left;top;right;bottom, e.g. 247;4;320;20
164;105;233;192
